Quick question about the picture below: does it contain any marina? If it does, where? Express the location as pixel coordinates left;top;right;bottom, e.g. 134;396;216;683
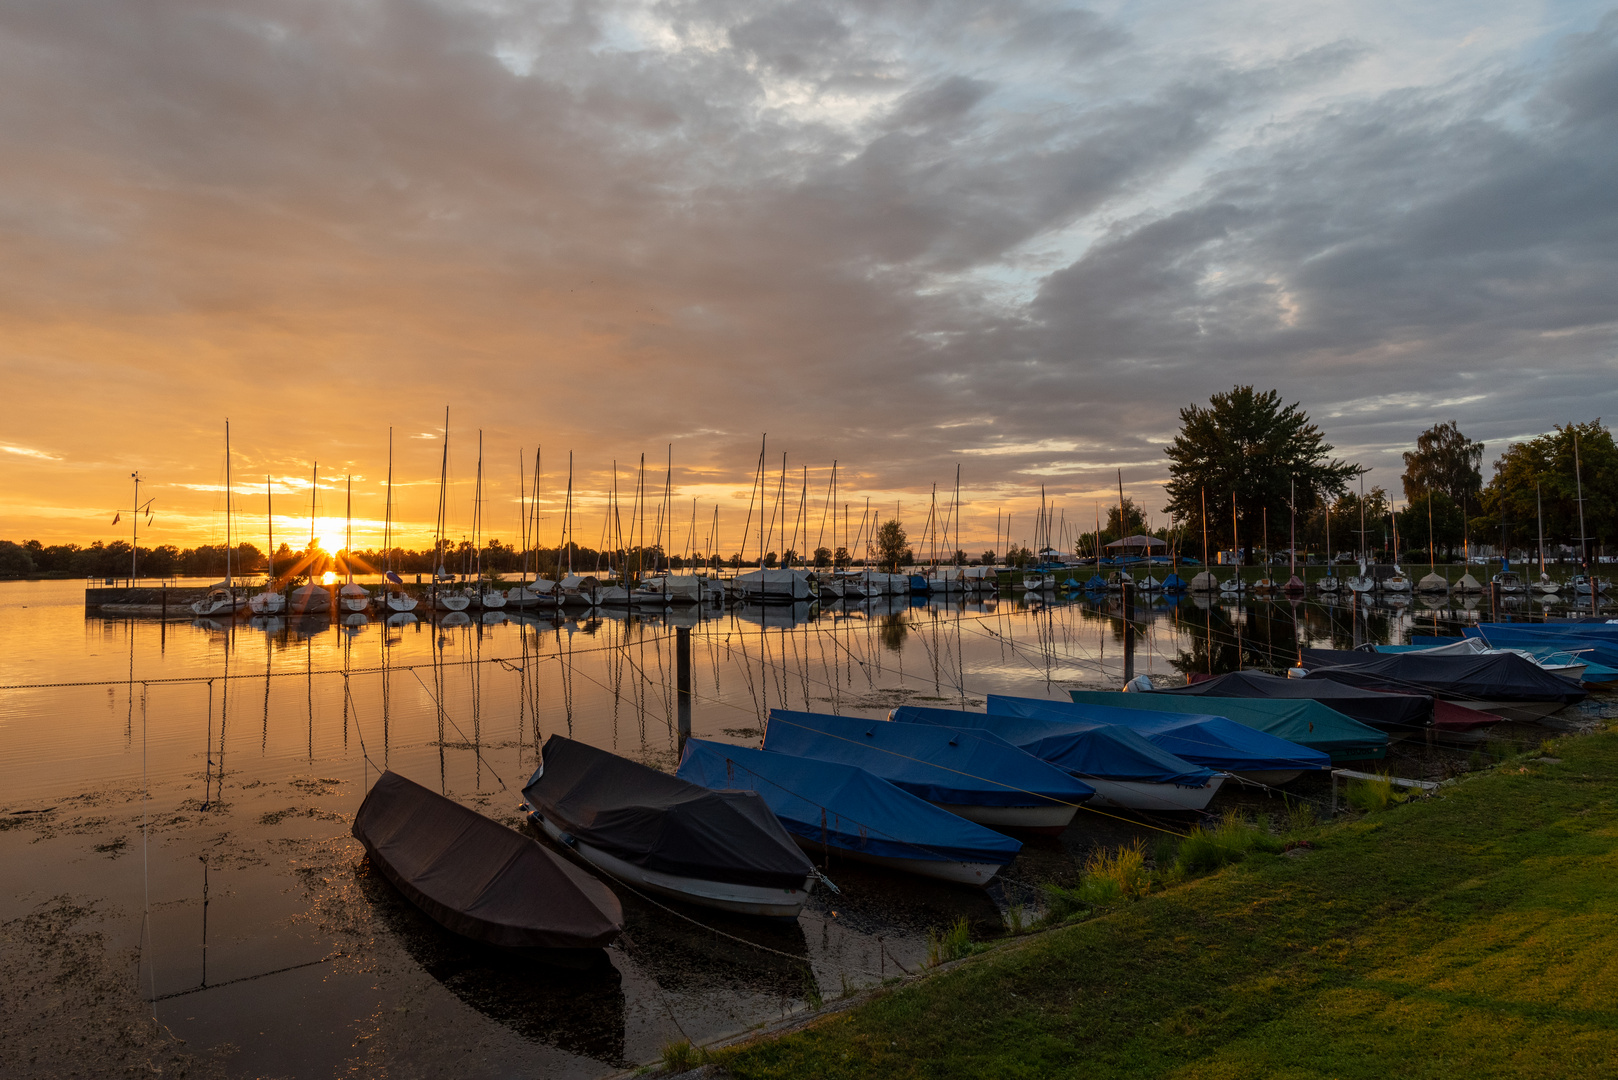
3;574;1612;1076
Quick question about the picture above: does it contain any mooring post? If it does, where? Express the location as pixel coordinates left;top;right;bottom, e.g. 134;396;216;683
1122;580;1135;684
676;625;692;750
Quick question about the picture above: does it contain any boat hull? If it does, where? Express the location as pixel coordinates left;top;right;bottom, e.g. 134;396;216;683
535;815;812;918
930;801;1076;835
788;836;1005;886
1083;775;1224;812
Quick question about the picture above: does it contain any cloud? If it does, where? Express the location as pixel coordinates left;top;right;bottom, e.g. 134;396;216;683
1;443;59;460
2;0;1615;545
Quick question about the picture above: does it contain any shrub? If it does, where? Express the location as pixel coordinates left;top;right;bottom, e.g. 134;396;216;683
1344;773;1408;813
1038;882;1089;924
662;1040;700;1073
926;916;972;966
1174;811;1282;875
1085;838;1151;900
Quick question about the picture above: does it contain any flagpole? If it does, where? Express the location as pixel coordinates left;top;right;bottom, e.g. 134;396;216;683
131;471;142;583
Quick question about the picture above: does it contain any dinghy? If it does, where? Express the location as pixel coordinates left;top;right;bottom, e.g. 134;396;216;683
354;770;622;951
763;709;1093;833
889;705;1223;810
523;736;817;918
982;695;1330;786
677;740;1021;886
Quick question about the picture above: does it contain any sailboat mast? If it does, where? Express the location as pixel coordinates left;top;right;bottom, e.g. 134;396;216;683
225;419;233;587
310;460;318;574
1290;478;1296;579
267;476;275;584
1537;483;1546;575
436;408;450;586
384;428;393;576
345;474;353;584
1200;487;1208;567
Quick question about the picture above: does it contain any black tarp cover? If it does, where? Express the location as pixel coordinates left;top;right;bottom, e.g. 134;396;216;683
1155;669;1433;733
1299;649;1586;706
525;735;814;889
353;770;623;949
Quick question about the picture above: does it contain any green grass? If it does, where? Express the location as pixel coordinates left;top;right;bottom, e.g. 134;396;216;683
716;726;1618;1079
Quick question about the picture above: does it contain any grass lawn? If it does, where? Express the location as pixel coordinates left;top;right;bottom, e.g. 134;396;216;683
713;725;1618;1079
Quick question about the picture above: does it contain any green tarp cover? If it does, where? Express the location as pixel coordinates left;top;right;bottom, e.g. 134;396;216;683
1066;690;1386;763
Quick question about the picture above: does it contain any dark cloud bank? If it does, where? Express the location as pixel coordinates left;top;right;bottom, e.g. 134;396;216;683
2;0;1616;536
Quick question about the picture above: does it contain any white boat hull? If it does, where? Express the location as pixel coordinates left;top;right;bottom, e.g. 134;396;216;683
433;591;471;612
191;596;247;617
536;815;812;918
248;592;285;615
1083;775;1224;812
929;801;1077;835
385;593;418;613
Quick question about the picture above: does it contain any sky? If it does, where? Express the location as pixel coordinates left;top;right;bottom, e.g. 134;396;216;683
2;0;1616;556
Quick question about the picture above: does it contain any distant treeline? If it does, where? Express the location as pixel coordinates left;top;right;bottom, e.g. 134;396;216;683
0;537;940;579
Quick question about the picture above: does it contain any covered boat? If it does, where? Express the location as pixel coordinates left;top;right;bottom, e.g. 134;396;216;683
983;695;1330;785
353;770;622;950
763;709;1094;833
1153;669;1433;736
1297;649;1586;722
523;736;816;917
890;705;1223;811
676;739;1021;885
1415;572;1449;594
733;567;813;602
1066;689;1387;762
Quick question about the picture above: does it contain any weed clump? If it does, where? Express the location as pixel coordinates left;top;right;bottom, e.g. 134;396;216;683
926;916;973;966
1344;773;1409;813
1174;811;1282;875
661;1040;701;1073
1086;837;1151;899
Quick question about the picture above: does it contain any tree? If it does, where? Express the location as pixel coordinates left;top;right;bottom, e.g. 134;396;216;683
833;546;851;568
1396;492;1465;562
0;540;34;576
1164;386;1357;565
1482;420;1618;559
875;520;907;572
951;549;967;566
981;550;997;566
780;548;798;567
812;546;832;568
1106;499;1147;537
1402;421;1484;503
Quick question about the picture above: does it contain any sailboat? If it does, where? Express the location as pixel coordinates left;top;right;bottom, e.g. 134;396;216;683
1284;480;1304;595
1219;493;1246;594
1381;508;1411;594
1345;472;1375;594
1317;497;1340;595
1530;483;1560;595
249;474;286;615
192;420;248;617
380;430;418;614
430;410;471;614
1189;489;1218;593
465;433;506;611
338;476;372;613
289;461;332;617
1415;495;1448;594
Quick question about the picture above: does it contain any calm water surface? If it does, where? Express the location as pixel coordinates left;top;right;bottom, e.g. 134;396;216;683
0;578;1591;1076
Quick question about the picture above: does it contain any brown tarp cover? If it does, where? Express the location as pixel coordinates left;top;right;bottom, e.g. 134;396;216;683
353;770;622;949
525;735;814;889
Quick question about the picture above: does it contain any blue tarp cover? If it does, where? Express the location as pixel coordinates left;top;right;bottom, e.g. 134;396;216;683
984;695;1330;773
676;740;1022;866
764;710;1094;808
1466;625;1618;670
1065;690;1387;762
888;706;1215;785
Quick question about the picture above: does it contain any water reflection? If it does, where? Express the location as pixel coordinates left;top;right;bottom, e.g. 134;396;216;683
358;860;630;1067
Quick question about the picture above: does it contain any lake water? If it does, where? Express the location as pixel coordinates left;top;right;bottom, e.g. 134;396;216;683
0;578;1596;1076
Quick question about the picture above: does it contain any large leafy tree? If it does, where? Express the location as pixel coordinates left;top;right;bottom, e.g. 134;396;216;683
1401;421;1484;503
874;519;907;572
1482;420;1618;559
1164;386;1357;565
